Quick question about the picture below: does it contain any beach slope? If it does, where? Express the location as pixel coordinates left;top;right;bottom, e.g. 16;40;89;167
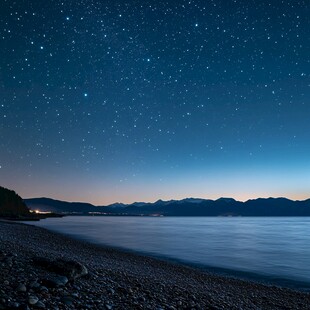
0;221;309;309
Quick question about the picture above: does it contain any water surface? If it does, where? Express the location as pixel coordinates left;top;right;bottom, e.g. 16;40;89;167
31;216;310;290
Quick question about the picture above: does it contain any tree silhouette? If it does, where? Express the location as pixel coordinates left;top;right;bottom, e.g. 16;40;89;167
0;186;30;217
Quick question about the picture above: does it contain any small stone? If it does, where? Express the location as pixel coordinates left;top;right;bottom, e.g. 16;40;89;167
8;302;20;308
29;281;40;289
18;305;31;310
40;286;49;292
105;305;113;310
61;296;74;306
28;296;39;305
3;257;13;266
16;283;27;292
36;301;46;308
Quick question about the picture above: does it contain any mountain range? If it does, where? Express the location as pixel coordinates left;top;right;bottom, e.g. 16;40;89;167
24;197;310;216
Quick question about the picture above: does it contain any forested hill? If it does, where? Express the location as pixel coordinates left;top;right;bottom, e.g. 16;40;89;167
0;186;31;217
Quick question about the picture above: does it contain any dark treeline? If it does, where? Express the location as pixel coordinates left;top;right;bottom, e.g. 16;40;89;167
0;186;30;217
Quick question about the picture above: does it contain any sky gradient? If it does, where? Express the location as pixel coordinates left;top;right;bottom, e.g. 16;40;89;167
1;0;309;205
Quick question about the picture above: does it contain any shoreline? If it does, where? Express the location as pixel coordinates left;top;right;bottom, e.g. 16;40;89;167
26;216;310;292
40;230;310;293
0;221;310;309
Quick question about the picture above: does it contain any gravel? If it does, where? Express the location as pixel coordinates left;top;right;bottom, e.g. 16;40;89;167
0;220;309;309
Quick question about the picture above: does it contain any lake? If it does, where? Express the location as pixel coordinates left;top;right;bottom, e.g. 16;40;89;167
30;216;310;290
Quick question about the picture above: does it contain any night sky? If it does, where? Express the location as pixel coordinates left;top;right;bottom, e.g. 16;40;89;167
1;0;309;205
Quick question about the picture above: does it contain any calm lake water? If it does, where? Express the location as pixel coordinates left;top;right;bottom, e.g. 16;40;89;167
31;216;310;290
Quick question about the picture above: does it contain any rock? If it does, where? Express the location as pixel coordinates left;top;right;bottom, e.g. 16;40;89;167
61;296;74;306
108;288;115;294
16;283;27;292
28;296;39;305
8;301;20;308
32;257;51;267
29;281;40;289
40;286;49;292
35;301;46;308
105;305;113;310
33;257;88;280
3;256;13;266
41;275;68;288
18;305;31;310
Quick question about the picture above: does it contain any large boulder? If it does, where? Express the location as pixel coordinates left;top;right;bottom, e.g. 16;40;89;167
33;257;88;280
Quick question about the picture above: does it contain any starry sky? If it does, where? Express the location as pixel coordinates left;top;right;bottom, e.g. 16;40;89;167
1;0;309;205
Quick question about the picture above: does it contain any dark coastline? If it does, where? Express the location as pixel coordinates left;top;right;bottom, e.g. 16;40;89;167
0;220;310;309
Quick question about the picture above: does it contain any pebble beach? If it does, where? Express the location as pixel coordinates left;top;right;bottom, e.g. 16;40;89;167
0;220;309;310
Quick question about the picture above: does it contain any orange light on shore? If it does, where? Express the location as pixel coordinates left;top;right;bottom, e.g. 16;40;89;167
32;209;52;214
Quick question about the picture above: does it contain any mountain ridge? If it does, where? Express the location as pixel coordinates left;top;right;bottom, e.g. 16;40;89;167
24;196;310;216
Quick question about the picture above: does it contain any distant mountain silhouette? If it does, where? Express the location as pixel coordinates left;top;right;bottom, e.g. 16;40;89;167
25;198;98;214
0;186;31;217
24;196;310;216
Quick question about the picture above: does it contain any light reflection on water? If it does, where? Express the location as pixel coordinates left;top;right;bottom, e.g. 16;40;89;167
31;216;310;287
